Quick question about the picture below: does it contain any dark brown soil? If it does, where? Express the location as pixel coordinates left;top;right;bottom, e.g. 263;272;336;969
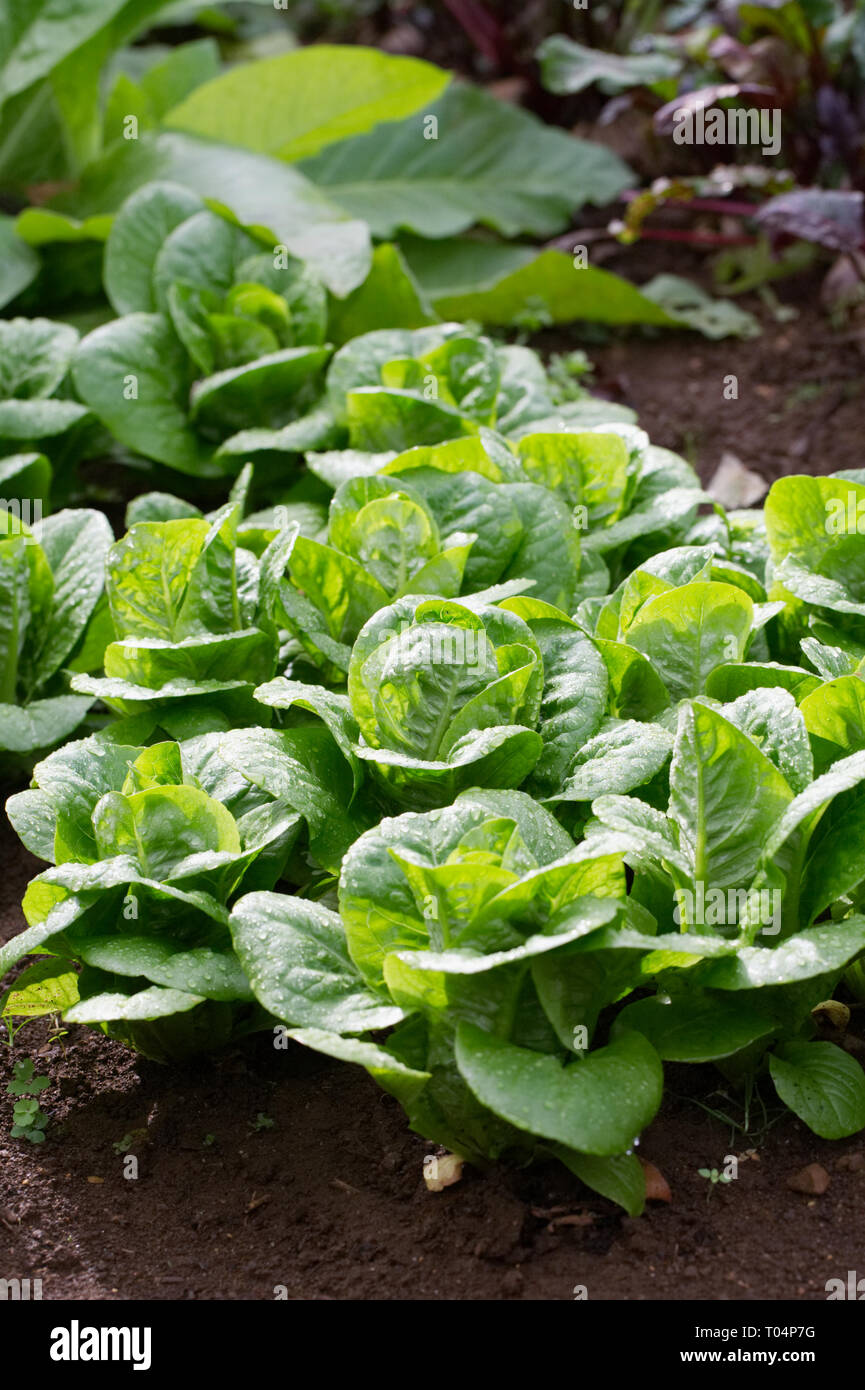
566;252;865;493
2;810;865;1302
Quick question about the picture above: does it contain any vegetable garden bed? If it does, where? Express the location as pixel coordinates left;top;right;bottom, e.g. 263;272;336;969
2;1;865;1309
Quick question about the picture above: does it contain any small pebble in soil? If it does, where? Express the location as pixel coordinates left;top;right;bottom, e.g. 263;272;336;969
787;1163;831;1195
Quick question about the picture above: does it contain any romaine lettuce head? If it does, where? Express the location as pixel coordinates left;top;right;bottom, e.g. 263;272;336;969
70;501;280;737
74;188;333;476
229;788;661;1212
0;503;113;771
1;706;373;1060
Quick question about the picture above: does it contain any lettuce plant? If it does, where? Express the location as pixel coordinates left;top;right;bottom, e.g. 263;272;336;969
69;500;282;740
73;184;332;476
0;706;369;1061
589;693;865;1138
764;472;865;665
229;789;662;1214
256;588;672;812
0;319;93;464
0;503;112;769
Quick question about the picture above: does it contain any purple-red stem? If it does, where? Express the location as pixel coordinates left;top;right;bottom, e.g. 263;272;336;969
442;0;507;67
636;228;756;247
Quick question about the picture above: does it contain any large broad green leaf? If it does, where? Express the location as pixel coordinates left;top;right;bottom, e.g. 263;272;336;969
298;84;632;240
0;0;130;110
395;896;621;975
615;990;775;1062
765;475;865;615
455;1023;663;1156
103;181;204;315
800;790;865;924
65;984;203;1024
57;132;372;297
347;389;476;453
550;718;674;804
0;452;51;511
339;789;573;988
91;784;240;878
627;581;754;702
166;46;450;161
218;725;369;872
694;919;865;990
386;459;523;591
705;661;820;704
423;249;679;328
252;678;361;789
800;675;865;758
499;596;608;793
591;794;690;877
46;0;185;170
403;238;755;335
769;1041;865;1139
538;34;681;95
189;346;330;439
103;36;220;137
73;313;214;474
670;702;793;894
0;695;94;755
0;318;79;400
553;1146;646;1217
106;513;237;642
355;723;543;811
0;957;79;1020
30;509;113;686
287;1026;431;1104
6;735;144;863
760;749;865;865
719;687;812;794
73;934;251;1001
595;639;670;720
0;215;39;309
327;243;437;346
499;485;581;611
0;855;225;977
230;892;403;1033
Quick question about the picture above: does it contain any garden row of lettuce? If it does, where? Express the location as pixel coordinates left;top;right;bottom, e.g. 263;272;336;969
4;210;865;1211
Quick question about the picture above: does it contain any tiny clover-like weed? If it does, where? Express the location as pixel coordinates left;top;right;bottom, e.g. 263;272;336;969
203;1134;216;1148
698;1167;734;1200
6;1058;50;1096
7;1059;51;1144
11;1097;48;1144
250;1113;275;1132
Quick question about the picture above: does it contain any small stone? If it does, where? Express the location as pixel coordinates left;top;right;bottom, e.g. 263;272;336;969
423;1152;463;1192
836;1152;865;1172
639;1158;672;1203
787;1163;830;1195
706;451;767;508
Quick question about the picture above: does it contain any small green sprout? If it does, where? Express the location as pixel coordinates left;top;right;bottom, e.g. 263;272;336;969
7;1061;51;1144
698;1166;734;1200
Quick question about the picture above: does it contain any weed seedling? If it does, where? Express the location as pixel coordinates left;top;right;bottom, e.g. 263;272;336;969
698;1167;733;1201
7;1059;50;1144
